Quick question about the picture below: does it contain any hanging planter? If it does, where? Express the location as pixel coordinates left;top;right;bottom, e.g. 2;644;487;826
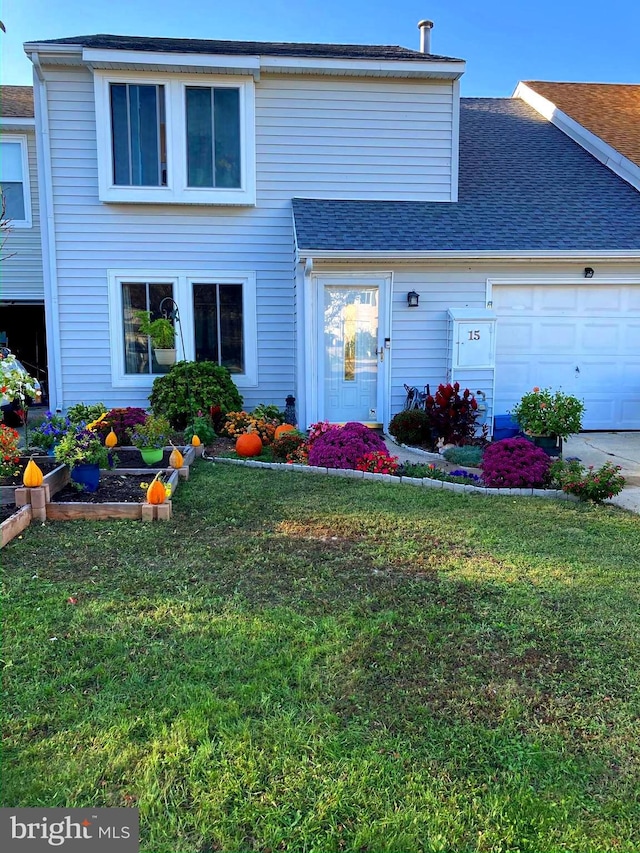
154;348;177;366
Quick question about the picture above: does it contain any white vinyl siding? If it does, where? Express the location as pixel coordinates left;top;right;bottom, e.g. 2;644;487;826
41;66;455;409
0;131;44;301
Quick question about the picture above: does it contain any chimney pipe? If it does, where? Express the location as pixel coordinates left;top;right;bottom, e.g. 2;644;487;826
418;19;434;53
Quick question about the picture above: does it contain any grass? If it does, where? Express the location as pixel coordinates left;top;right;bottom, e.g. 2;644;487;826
2;461;639;852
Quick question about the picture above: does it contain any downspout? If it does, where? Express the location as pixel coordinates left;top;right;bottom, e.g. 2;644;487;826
32;52;63;411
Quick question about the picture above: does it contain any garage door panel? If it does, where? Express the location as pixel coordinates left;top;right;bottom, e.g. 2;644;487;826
494;283;640;430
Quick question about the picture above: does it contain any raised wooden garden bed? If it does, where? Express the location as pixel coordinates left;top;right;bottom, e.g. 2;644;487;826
0;457;67;506
0;505;32;548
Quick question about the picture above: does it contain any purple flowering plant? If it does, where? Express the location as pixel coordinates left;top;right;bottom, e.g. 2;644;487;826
481;437;551;488
308;422;387;470
30;411;72;451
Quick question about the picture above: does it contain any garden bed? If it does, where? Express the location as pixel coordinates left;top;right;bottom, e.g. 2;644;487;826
1;460;68;506
0;456;60;487
46;469;179;521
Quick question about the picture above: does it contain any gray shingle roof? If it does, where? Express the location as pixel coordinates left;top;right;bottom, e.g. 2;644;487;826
30;33;462;63
293;98;640;253
0;86;34;117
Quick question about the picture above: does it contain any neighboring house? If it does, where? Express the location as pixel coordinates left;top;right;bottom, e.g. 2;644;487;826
0;85;47;395
23;32;640;430
515;81;640;192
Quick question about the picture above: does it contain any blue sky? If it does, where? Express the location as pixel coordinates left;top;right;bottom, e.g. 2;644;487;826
2;0;638;95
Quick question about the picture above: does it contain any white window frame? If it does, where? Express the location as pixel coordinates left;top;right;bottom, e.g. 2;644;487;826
94;71;256;205
0;135;32;228
108;269;258;389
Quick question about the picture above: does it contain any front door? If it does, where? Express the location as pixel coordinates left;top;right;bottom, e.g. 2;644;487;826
321;283;382;424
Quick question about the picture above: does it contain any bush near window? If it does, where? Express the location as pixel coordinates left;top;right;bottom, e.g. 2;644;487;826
388;410;433;447
149;361;243;430
481;437;551;488
308;422;386;470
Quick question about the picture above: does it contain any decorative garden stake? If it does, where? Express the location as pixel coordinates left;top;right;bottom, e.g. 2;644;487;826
284;395;297;426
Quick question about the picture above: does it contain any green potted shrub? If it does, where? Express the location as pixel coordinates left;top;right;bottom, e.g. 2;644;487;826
134;310;176;366
510;387;585;455
131;415;171;465
54;428;109;492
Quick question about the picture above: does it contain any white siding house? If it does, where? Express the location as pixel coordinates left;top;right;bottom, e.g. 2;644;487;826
24;34;640;430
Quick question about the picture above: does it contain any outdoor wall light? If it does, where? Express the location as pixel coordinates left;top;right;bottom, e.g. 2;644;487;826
584;267;595;278
407;290;420;308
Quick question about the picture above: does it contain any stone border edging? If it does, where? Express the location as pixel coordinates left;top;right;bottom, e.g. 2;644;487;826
210;456;578;502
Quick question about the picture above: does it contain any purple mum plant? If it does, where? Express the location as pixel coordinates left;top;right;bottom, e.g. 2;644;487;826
481;437;551;488
308;422;387;470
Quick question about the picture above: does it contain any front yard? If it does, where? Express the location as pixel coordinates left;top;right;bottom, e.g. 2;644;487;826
2;461;639;852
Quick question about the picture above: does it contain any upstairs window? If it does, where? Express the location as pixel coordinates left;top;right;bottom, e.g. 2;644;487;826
95;72;255;205
110;84;167;187
0;137;31;227
186;87;241;188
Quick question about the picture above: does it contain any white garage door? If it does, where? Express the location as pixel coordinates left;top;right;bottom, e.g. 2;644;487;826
494;284;640;430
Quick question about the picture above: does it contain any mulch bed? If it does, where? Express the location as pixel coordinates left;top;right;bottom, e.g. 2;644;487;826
0;458;61;486
109;449;176;469
206;437;236;455
52;474;152;504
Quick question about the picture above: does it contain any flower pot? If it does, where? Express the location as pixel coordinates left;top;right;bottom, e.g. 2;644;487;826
71;463;100;492
527;434;563;457
140;447;164;465
154;348;176;366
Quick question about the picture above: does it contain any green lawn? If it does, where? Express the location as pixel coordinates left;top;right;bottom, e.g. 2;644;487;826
2;462;639;853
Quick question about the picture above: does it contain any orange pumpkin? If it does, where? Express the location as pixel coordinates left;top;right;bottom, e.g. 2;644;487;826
236;432;263;458
23;459;44;488
146;478;167;505
191;434;201;447
169;447;184;469
105;429;118;449
274;424;296;439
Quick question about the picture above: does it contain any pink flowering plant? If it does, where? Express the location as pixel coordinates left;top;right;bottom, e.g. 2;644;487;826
549;458;625;502
481;437;551;488
356;451;399;475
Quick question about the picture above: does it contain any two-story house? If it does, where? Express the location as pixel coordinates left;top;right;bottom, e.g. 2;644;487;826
0;85;47;394
23;30;640;430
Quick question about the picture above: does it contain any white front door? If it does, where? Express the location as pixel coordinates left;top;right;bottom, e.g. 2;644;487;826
320;282;384;424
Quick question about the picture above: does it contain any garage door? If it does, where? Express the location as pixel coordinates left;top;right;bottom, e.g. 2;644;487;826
494;284;640;430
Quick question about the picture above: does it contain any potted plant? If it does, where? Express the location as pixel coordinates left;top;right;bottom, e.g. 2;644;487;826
131;415;171;465
134;310;176;366
510;387;585;455
54;427;109;491
30;411;71;455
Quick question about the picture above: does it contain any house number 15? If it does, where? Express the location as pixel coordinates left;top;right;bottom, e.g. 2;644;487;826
467;329;481;341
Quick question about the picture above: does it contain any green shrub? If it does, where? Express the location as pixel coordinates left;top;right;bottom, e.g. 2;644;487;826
388;410;433;446
442;445;483;467
66;402;107;425
253;403;285;423
184;415;216;446
149;361;243;430
271;431;307;462
549;458;626;502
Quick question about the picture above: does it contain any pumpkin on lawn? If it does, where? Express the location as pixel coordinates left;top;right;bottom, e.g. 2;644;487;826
274;423;296;440
23;458;44;488
236;431;263;458
146;477;167;505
